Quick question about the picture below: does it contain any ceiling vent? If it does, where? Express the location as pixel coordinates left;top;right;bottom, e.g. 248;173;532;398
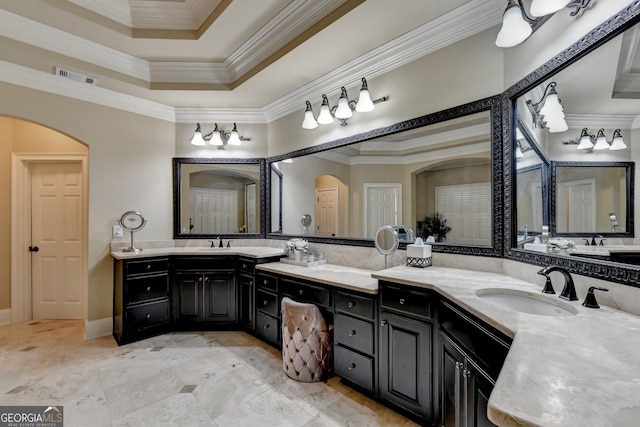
55;67;97;85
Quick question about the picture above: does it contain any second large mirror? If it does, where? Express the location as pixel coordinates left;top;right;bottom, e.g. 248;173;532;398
268;96;502;257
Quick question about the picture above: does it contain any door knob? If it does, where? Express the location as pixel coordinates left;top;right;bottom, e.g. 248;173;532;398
28;246;39;252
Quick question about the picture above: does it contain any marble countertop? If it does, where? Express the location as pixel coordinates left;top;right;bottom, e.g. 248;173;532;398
256;262;379;295
372;266;640;427
111;246;286;260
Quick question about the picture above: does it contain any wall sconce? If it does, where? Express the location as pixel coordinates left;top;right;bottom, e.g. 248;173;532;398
302;77;388;129
526;82;568;133
515;140;532;160
190;123;250;149
495;0;591;48
562;128;627;152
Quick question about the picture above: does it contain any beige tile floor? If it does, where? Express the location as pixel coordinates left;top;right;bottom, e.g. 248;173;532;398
0;320;417;427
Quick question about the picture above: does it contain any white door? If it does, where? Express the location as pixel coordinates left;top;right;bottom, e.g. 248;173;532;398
557;179;596;232
31;162;84;319
245;183;257;233
364;184;401;239
315;187;339;236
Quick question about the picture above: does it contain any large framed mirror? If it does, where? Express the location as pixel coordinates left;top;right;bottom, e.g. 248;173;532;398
173;158;266;239
504;4;640;286
267;95;503;257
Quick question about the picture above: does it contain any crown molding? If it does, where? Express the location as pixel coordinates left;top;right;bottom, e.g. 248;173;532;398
566;114;638;129
0;60;175;122
174;108;266;124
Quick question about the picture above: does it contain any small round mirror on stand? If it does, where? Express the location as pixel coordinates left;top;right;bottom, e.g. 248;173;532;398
374;225;399;269
301;214;312;235
118;211;147;253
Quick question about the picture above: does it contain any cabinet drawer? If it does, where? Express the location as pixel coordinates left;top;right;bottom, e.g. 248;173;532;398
238;258;256;275
334;313;374;355
255;312;280;345
256;274;278;291
334;345;374;391
172;256;236;271
125;300;170;331
381;283;432;319
256;289;279;317
125;274;169;304
125;258;169;276
335;291;375;319
281;280;330;308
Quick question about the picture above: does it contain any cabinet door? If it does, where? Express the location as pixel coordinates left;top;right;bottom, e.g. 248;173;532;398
465;360;497;427
173;273;204;322
239;274;254;331
440;332;466;427
379;311;432;419
203;272;237;323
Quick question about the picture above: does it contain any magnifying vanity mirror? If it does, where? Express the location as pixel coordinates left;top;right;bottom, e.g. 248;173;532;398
504;4;640;286
267;96;503;257
173;158;266;239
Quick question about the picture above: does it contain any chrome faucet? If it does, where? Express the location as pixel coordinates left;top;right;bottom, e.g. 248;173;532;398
536;265;578;301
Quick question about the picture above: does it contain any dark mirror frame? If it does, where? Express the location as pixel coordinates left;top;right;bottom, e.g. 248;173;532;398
172;157;267;239
503;3;640;287
550;161;634;238
266;95;504;258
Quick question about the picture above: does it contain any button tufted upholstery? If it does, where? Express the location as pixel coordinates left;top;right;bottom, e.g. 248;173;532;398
281;297;332;382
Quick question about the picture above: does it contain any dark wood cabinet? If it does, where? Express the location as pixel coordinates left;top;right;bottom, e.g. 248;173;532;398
437;300;511;427
113;257;170;344
379;282;433;422
172;257;237;326
254;272;280;347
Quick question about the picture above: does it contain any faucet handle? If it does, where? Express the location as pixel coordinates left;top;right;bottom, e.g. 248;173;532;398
583;239;590;246
541;276;555;294
207;240;215;248
582;286;609;309
226;240;233;248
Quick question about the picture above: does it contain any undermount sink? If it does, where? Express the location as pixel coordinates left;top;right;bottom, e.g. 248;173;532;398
476;288;578;317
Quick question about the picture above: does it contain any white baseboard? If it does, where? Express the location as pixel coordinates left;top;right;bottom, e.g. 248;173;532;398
84;317;112;340
0;308;11;325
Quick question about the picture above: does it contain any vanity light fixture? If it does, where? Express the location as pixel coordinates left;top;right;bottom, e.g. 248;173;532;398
495;0;591;48
302;77;388;128
562;128;627;152
515;140;532;160
526;81;568;133
189;123;250;149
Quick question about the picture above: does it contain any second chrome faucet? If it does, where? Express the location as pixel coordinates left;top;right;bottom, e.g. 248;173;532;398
537;265;578;301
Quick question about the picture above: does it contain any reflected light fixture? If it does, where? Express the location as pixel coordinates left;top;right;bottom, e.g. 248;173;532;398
562;128;627;152
526;81;568;133
302;77;388;128
495;0;591;48
189;122;250;149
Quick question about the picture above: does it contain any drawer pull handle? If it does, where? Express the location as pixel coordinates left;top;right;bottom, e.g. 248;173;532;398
299;289;304;295
146;286;151;292
243;264;247;269
145;313;151;319
146;264;151;270
249;281;254;286
399;298;405;305
348;330;356;337
263;279;268;285
263;300;269;306
348;363;356;371
380;320;388;327
263;324;270;329
347;301;355;308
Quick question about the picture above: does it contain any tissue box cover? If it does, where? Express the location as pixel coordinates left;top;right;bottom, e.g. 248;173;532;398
407;244;431;258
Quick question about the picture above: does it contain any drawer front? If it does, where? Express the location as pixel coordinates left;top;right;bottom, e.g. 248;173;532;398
334;345;374;391
256;289;279;317
172;256;236;271
255;312;280;345
125;258;169;276
335;291;375;319
334;314;374;355
256;274;278;292
238;258;256;275
281;280;330;308
125;300;170;331
125;274;169;304
381;284;432;319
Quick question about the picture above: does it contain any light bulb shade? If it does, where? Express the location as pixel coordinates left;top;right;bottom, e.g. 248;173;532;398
302;101;318;129
317;95;334;124
355;78;374;112
577;128;594;150
495;1;532;48
515;127;525;140
190;123;206;146
209;124;224;146
593;129;610;150
227;123;241;145
609;129;627;150
539;91;564;117
334;87;353;119
546;117;568;133
530;0;567;17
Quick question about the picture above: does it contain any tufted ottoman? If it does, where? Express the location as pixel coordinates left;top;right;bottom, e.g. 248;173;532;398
281;296;332;382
